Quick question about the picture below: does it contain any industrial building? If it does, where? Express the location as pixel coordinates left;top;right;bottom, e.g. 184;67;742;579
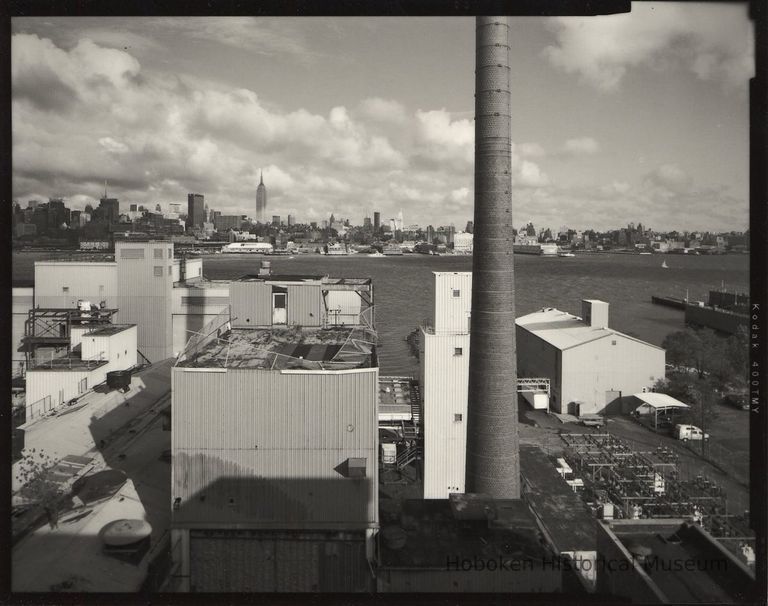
516;300;666;415
596;518;755;603
419;272;471;498
23;306;137;421
170;268;379;592
13;240;204;369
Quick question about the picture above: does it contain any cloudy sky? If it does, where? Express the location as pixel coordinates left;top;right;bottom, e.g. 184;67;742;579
12;4;753;232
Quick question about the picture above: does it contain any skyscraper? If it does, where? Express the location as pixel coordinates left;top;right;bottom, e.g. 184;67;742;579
187;193;205;230
256;171;267;223
373;211;381;233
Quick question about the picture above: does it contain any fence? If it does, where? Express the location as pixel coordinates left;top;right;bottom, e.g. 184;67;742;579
176;306;232;366
26;395;52;421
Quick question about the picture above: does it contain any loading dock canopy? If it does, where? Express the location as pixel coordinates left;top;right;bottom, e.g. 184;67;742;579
632;392;690;414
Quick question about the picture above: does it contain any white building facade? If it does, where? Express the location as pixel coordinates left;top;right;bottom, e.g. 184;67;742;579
420;272;472;499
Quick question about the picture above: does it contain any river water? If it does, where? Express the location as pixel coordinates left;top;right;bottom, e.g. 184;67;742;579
12;251;749;376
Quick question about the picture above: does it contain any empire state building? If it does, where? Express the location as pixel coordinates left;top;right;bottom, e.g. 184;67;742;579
256;171;267;222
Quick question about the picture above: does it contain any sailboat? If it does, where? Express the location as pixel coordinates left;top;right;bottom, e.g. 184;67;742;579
661;260;669;269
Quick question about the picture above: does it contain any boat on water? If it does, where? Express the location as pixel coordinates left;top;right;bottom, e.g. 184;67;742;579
367;252;385;257
558;252;575;258
221;242;274;254
661;260;669;269
325;243;348;256
639;252;652;255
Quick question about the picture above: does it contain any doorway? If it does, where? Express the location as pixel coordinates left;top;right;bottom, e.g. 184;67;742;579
272;292;287;325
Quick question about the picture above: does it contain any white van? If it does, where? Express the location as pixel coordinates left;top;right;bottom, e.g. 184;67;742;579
674;424;709;441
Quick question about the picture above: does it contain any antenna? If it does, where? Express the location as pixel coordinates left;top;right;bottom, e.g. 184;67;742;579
104;180;108;199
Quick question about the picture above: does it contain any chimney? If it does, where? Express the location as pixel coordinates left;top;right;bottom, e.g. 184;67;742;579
465;17;519;499
581;300;609;328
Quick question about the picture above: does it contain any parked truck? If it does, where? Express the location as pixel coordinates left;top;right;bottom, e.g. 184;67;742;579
674;424;709;441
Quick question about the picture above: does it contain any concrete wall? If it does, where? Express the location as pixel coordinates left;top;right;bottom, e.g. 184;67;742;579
172;367;379;528
561;337;665;415
34;262;117;308
421;330;470;498
115;241;174;362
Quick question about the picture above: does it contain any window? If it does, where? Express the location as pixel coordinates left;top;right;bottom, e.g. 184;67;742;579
99;285;104;294
454;414;463;422
168;247;173;257
153;266;163;277
120;248;144;259
454;347;463;356
452;289;461;297
62;286;69;293
154;248;163;259
611;340;617;346
169;265;173;275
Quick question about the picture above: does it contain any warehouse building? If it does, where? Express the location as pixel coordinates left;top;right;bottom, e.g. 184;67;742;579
25;322;137;420
13;242;204;370
516;300;665;415
170;271;379;592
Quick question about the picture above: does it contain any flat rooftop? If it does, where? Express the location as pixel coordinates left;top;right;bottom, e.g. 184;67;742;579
379;497;551;569
608;521;755;603
177;326;376;370
83;324;135;337
379;377;415;419
520;445;597;553
237;274;372;287
29;357;109;372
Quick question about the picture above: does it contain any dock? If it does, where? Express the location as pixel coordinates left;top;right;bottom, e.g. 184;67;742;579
651;295;687;310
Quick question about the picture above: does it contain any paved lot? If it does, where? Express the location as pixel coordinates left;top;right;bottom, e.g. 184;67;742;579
519;406;750;515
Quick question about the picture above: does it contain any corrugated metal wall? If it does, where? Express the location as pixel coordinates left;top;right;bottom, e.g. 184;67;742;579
11;287;33;368
172;367;378;527
230;282;271;327
561;337;665;415
287;284;322;326
188;531;370;592
25;369;90;412
422;332;471;498
34;262;118;308
433;273;472;334
516;327;562;412
115;242;174;362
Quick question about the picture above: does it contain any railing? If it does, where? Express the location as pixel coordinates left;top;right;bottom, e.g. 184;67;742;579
176;306;232;365
26;395;52;421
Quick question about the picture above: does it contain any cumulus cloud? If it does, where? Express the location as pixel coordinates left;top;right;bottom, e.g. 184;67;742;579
357;97;407;124
561;137;600;156
543;3;754;92
643;163;693;194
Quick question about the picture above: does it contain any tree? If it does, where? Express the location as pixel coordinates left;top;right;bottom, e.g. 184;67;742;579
14;449;66;527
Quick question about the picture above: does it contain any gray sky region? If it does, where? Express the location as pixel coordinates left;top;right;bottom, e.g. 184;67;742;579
11;5;754;231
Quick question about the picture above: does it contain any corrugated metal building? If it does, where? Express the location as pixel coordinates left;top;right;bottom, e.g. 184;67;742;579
420;272;472;498
114;240;174;362
172;282;231;357
12;287;33;372
25;324;137;419
171;274;379;592
516;300;665;415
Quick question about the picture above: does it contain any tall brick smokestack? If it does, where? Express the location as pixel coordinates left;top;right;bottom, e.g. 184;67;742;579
466;16;519;499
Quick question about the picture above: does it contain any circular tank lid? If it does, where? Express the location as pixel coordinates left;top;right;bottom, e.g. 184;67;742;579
100;519;152;546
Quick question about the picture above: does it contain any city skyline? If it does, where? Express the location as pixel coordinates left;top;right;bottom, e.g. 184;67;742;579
12;6;753;231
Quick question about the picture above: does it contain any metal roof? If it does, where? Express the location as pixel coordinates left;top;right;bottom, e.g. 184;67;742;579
632;392;690;409
516;307;664;352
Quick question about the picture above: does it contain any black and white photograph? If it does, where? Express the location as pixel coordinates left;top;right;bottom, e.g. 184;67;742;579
6;2;765;600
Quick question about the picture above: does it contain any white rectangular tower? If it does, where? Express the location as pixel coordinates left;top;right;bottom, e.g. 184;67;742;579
420;272;472;499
